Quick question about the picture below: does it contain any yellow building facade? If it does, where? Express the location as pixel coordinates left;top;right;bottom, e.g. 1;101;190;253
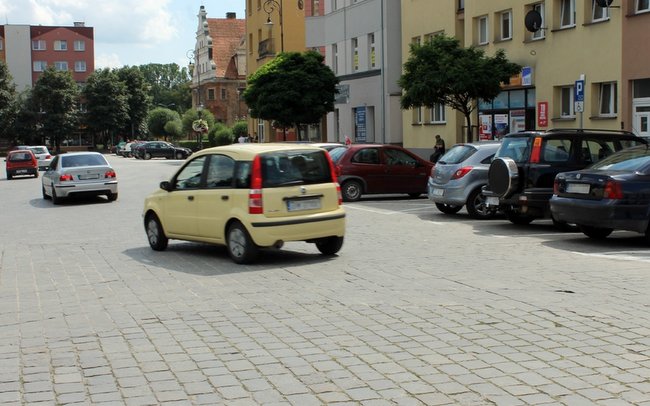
401;0;636;156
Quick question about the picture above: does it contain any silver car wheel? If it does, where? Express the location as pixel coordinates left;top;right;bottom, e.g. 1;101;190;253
228;227;246;258
227;222;258;264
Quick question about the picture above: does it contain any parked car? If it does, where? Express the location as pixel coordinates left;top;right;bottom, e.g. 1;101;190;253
550;144;650;242
113;141;127;155
142;143;346;264
41;152;118;204
6;149;38;179
328;144;434;201
129;141;147;158
121;141;135;157
133;141;192;160
27;145;53;170
483;129;646;227
428;141;501;219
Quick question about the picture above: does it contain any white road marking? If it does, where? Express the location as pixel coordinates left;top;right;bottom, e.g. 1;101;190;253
571;251;650;263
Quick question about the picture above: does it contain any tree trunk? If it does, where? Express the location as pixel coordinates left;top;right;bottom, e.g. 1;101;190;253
465;113;473;143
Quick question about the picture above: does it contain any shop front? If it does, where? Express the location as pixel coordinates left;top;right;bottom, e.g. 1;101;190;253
477;88;536;141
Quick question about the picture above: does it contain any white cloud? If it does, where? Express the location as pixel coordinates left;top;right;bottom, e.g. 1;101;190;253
95;53;122;70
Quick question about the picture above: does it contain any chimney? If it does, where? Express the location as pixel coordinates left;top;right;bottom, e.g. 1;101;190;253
226;12;236;19
73;22;85;27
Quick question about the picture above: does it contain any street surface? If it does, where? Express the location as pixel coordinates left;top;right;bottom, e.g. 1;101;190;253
1;153;650;405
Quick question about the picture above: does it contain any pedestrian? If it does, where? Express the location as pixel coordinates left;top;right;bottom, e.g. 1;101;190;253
238;133;247;143
345;135;352;145
429;134;446;163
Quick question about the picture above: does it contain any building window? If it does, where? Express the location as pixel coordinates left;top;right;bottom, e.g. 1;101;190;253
74;40;85;51
352;37;359;71
592;0;609;21
32;40;46;50
311;0;320;16
478;16;489;45
221;88;227;100
332;43;338;74
74;61;86;72
413;107;423;124
532;3;545;40
458;0;465;11
411;36;421;46
54;40;68;51
54;61;68;71
637;0;649;12
598;82;617;116
560;0;576;28
207;88;215;100
500;10;512;40
33;61;47;72
560;86;575;117
0;39;3;50
368;33;376;69
430;103;446;124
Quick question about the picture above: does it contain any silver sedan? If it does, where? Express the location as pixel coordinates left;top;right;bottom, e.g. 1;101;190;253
41;152;118;204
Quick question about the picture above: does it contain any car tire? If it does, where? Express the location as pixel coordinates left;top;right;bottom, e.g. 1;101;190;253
51;186;62;205
227;222;258;264
6;173;12;180
145;214;168;251
408;193;421;198
488;157;519;198
341;180;362;202
579;225;613;240
42;186;51;200
107;192;118;202
435;203;462;214
34;171;39;178
144;152;152;160
175;152;184;159
316;236;344;256
505;210;534;225
466;187;497;220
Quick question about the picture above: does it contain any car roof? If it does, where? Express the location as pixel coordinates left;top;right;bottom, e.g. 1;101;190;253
195;143;326;160
503;129;642;140
57;151;104;157
8;149;34;155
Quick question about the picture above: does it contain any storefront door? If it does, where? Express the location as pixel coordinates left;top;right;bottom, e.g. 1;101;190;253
633;100;650;138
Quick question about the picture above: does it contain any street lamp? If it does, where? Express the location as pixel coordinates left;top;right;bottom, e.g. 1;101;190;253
263;0;303;53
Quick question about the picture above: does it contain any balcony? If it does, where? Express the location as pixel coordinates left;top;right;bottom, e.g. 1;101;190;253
258;38;276;58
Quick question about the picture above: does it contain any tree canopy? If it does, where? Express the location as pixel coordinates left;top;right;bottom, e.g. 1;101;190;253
0;62;18;142
82;68;130;147
137;63;191;112
399;34;521;142
243;51;338;140
116;66;151;139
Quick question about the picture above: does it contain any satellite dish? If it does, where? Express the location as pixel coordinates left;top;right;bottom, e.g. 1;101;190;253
595;0;613;6
524;10;543;33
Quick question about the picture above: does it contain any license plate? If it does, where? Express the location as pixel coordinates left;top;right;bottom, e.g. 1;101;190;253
566;183;590;194
432;188;444;196
287;198;321;212
16;169;27;174
78;174;99;180
486;196;500;206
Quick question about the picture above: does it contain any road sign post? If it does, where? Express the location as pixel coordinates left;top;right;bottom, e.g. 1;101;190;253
575;78;585;129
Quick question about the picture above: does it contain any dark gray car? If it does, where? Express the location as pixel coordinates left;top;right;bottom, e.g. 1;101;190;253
428;141;501;219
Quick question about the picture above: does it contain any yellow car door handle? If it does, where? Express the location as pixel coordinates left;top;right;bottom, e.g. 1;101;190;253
187;196;194;201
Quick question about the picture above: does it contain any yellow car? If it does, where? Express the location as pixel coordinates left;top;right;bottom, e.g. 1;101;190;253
143;143;346;264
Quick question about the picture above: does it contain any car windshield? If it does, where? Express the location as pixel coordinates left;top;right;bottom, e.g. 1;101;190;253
260;150;332;187
437;145;476;165
61;154;108;168
29;147;47;154
495;137;532;163
590;145;650;171
327;146;348;163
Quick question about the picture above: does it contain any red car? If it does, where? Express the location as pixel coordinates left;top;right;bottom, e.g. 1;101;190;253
6;149;39;180
328;144;434;201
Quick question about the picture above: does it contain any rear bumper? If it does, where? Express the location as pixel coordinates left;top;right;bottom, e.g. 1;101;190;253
484;188;553;218
8;168;38;176
550;197;649;234
427;179;468;205
248;210;346;247
54;181;118;198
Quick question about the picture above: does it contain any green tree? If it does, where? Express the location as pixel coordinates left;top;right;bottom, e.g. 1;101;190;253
243;51;339;141
147;107;181;140
0;61;18;142
138;63;191;112
10;91;40;144
116;66;151;141
399;34;521;143
164;119;183;142
32;67;80;152
232;121;248;139
214;127;233;146
181;108;215;137
82;68;129;148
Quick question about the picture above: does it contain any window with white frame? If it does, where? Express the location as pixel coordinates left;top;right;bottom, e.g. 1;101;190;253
32;40;46;50
54;61;68;71
430;103;446;123
637;0;649;12
414;107;423;124
33;61;47;71
598;82;617;116
478;16;489;45
592;0;609;21
352;38;359;71
560;86;575;117
368;33;376;69
74;40;85;51
332;43;338;74
74;61;86;72
560;0;575;28
500;10;512;40
54;40;67;51
532;3;545;39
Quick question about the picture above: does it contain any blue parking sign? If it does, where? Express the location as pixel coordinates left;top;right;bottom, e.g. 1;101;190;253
575;80;584;102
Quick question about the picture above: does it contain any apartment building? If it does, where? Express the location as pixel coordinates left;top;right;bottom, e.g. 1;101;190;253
0;22;94;91
402;0;650;158
306;0;403;144
190;7;247;127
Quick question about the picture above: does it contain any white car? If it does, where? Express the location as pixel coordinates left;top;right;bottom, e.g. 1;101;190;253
28;145;53;170
42;152;118;204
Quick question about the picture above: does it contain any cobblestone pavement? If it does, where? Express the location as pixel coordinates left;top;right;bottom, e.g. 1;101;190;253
1;155;650;405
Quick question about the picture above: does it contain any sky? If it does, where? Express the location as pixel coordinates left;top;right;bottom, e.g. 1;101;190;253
0;0;246;69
